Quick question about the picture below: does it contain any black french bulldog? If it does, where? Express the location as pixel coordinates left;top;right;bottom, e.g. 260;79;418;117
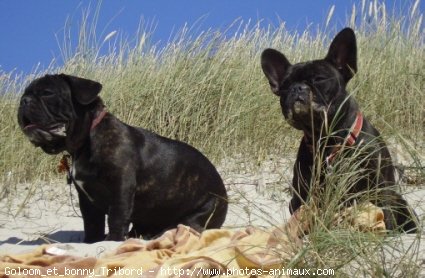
261;28;418;233
18;74;228;242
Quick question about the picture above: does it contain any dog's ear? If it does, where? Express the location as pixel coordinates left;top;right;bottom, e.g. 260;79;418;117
261;48;291;95
325;28;357;82
59;74;102;105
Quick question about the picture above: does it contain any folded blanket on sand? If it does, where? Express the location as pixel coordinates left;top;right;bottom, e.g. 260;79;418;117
0;203;385;278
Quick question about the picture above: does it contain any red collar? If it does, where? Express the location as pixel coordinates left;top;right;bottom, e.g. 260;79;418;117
90;108;107;130
326;111;363;164
303;111;364;165
345;111;363;146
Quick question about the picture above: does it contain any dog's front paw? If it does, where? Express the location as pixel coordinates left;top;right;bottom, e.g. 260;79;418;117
105;233;126;242
84;234;106;243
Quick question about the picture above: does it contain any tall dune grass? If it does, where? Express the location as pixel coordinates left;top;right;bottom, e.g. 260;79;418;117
0;0;423;184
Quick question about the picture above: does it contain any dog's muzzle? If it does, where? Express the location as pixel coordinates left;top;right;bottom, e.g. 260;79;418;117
18;102;68;154
22;123;67;154
283;83;312;116
23;123;66;139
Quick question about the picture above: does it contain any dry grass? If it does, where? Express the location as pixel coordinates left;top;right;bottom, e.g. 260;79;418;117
0;0;423;184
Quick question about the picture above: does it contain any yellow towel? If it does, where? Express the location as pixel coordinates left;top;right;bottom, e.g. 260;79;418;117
0;203;385;278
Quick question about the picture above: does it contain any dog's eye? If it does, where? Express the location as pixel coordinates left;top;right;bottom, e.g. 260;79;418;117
312;76;328;84
43;89;55;95
40;89;56;97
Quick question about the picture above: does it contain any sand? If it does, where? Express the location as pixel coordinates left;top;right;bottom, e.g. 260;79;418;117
0;153;424;271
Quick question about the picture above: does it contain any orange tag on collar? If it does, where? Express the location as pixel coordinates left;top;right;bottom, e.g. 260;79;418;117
58;155;71;173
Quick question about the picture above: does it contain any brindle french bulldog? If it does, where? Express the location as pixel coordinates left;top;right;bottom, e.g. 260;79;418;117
18;74;228;242
261;28;418;233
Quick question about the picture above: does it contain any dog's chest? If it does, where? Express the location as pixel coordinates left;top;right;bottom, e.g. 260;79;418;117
71;162;86;187
71;155;93;182
70;157;110;205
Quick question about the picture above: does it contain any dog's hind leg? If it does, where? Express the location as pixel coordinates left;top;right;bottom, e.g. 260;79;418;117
179;196;228;232
128;197;227;239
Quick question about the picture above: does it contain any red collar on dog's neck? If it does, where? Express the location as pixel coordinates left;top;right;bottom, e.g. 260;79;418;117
303;111;364;165
90;107;107;130
326;111;363;164
345;111;363;146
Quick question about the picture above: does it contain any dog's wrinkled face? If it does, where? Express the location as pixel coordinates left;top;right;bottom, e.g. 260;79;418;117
18;74;102;154
261;28;357;133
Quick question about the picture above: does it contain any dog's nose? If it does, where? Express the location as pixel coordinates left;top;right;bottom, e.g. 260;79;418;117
290;83;309;94
290;83;310;102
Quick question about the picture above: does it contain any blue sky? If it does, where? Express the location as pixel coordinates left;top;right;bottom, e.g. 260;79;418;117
0;0;423;74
